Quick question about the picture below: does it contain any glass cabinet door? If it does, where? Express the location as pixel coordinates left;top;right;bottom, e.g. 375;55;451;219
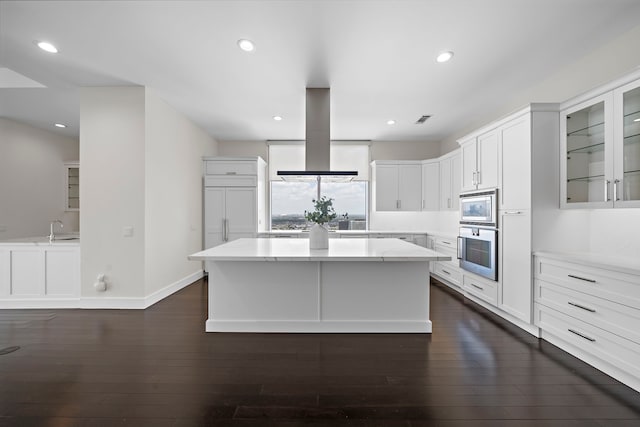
65;163;79;211
562;93;613;207
618;84;640;204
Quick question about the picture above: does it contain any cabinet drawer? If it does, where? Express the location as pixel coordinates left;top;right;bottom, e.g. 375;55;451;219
434;262;462;288
463;275;497;305
205;161;257;176
535;303;640;380
535;257;640;309
435;236;456;248
535;279;640;345
205;176;257;187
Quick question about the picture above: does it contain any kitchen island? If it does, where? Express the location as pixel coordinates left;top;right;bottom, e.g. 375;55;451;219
189;238;450;333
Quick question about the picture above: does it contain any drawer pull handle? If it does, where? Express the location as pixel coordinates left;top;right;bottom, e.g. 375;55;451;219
568;328;596;342
470;283;484;291
568;302;596;313
441;269;451;275
568;274;596;283
441;241;451;245
225;171;237;175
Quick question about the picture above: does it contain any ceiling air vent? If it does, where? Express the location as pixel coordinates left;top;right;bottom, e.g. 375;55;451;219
415;115;431;124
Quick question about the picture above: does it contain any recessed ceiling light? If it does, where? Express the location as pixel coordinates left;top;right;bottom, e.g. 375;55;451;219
237;39;255;52
387;120;396;125
273;116;283;121
37;41;58;54
436;51;454;63
54;123;66;128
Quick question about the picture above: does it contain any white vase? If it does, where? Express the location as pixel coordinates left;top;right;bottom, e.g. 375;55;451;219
309;223;329;249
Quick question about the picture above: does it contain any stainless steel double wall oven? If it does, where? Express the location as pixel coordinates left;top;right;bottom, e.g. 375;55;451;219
458;188;498;281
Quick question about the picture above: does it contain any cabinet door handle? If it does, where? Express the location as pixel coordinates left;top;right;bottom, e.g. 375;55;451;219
470;283;484;291
568;328;596;342
604;180;610;202
472;171;477;186
568;302;596;313
422;199;425;209
476;170;481;185
447;198;451;209
614;179;620;202
568;274;596;283
457;237;463;260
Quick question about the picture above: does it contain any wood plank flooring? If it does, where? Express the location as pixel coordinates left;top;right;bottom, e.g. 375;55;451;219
1;277;639;426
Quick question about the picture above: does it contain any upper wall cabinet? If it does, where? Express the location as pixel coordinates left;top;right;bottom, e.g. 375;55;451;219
371;161;422;211
561;76;640;209
421;160;440;211
439;151;461;211
64;162;79;211
459;129;499;192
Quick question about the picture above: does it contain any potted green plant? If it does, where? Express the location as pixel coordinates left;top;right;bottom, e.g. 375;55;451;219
304;196;336;249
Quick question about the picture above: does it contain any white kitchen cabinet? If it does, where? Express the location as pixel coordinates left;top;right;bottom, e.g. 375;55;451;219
534;253;640;392
560;76;640;209
499;209;531;322
371;161;422;211
499;115;531;210
421;160;439;211
438;150;461;211
64;162;79;211
459;129;499;192
203;157;266;251
0;243;80;306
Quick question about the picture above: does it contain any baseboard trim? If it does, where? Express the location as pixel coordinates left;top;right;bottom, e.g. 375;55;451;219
0;298;80;309
82;270;203;309
143;270;203;309
206;319;432;333
0;270;204;310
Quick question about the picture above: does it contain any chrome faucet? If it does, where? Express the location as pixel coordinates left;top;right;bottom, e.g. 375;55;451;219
49;220;63;242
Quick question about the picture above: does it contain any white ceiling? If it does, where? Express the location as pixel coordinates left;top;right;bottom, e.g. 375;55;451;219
1;0;640;143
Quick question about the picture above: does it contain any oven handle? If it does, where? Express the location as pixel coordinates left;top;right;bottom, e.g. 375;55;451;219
457;236;463;260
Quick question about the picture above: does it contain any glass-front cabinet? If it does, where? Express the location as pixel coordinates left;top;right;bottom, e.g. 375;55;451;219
614;80;640;207
64;162;79;211
561;77;640;209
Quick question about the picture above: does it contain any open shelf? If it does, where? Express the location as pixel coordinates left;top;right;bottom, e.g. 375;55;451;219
567;142;605;154
567;121;605;137
567;174;604;183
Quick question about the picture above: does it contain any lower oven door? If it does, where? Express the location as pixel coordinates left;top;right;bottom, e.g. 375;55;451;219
457;227;498;281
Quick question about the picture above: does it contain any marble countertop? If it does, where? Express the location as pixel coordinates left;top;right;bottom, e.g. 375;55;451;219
0;234;80;246
534;251;640;276
190;238;451;262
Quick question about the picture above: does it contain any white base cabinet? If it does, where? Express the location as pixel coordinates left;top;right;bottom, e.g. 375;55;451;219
0;244;80;306
534;253;640;392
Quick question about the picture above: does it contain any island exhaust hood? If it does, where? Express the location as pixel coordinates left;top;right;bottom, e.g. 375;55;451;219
277;88;357;182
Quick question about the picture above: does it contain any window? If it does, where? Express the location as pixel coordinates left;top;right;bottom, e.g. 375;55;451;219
268;141;370;230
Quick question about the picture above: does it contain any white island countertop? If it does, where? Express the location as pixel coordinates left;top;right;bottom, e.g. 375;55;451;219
189;238;451;262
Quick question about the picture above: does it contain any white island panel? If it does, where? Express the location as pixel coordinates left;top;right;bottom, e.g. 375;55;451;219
193;238;447;333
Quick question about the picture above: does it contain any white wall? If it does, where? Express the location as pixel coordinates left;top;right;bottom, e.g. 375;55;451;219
144;90;217;296
371;140;440;161
80;87;147;298
0;118;79;239
440;22;640;155
590;209;640;258
217;140;268;160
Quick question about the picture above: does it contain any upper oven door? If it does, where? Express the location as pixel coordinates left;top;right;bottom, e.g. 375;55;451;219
459;189;497;226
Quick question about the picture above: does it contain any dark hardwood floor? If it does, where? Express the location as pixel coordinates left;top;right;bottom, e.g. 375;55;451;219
1;277;639;426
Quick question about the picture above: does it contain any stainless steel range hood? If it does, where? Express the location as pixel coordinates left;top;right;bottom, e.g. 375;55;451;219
277;88;357;182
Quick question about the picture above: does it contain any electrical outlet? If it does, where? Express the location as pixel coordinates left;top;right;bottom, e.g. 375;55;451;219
122;226;134;237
